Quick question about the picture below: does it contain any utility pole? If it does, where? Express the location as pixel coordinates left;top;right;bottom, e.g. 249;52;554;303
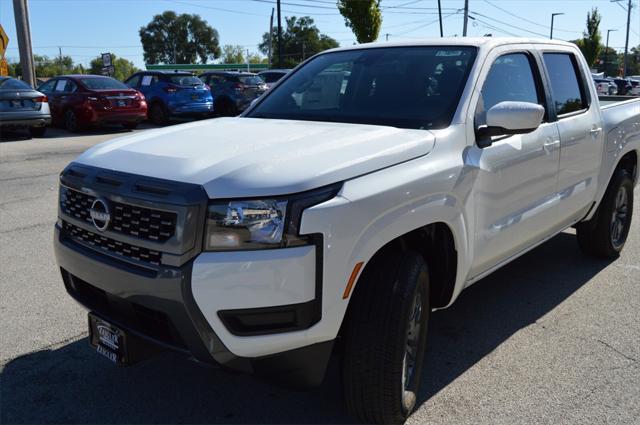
550;13;564;39
12;0;35;86
605;29;617;76
268;8;274;68
277;0;283;68
246;48;250;72
58;47;63;75
437;0;444;37
302;41;306;61
385;33;389;42
462;0;469;36
622;0;632;77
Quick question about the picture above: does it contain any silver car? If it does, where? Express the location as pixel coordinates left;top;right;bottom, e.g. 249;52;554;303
0;77;51;137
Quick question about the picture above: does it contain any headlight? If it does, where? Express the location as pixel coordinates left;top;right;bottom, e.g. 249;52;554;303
203;184;342;251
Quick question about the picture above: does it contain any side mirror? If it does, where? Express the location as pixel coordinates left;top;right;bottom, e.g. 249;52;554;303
476;101;545;147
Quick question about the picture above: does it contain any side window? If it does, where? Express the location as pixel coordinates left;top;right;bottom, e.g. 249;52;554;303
542;53;588;116
54;79;68;92
125;75;141;88
65;81;78;93
476;53;542;127
140;75;158;87
38;79;56;93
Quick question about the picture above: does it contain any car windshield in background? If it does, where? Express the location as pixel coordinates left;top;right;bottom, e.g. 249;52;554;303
239;75;264;85
247;46;477;130
169;75;204;86
0;78;33;90
80;77;129;90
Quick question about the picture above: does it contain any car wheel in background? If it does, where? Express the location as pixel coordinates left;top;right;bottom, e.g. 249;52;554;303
150;103;168;126
215;97;238;117
29;126;46;138
64;109;81;133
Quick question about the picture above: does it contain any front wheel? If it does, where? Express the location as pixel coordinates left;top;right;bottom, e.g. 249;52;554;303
343;249;430;424
576;169;634;258
149;103;168;126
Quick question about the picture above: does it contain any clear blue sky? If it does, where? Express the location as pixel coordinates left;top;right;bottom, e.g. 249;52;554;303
1;0;638;69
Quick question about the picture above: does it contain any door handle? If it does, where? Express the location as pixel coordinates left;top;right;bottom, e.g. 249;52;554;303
590;127;602;137
543;139;560;154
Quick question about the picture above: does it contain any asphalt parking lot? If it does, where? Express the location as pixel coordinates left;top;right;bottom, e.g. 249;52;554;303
1;124;639;424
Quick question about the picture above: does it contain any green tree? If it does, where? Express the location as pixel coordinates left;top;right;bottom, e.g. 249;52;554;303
221;45;245;64
139;11;221;64
574;7;602;68
89;53;139;81
259;16;339;68
596;46;620;76
247;52;266;64
337;0;382;43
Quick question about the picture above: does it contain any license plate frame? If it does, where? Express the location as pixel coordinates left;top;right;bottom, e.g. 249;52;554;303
88;313;128;365
116;99;126;107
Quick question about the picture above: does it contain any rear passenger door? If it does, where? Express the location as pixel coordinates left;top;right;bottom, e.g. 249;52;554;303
469;47;561;277
540;49;603;226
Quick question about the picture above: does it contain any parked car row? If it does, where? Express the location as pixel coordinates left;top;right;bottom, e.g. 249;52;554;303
0;69;292;137
593;76;640;96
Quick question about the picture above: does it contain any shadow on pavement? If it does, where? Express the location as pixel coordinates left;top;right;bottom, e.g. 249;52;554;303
0;232;612;424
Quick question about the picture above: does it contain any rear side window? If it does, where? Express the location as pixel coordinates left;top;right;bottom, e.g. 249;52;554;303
543;53;588;116
125;75;141;88
476;53;542;126
38;80;56;93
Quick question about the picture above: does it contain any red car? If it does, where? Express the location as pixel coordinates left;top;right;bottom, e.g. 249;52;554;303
37;75;147;132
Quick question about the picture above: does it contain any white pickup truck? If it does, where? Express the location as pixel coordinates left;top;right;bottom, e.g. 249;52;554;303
54;38;639;423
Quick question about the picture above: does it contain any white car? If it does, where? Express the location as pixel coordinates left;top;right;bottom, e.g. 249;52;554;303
54;38;639;424
257;69;291;89
594;78;617;95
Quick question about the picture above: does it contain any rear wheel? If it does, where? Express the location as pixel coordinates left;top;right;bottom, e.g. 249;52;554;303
576;169;634;258
149;103;168;126
64;109;81;132
343;249;430;424
29;126;46;138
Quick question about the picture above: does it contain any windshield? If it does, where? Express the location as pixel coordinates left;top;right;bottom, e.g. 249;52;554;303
80;77;129;90
0;78;32;90
168;75;204;86
247;46;477;130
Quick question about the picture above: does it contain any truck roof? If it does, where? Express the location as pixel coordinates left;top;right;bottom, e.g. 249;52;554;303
323;37;576;54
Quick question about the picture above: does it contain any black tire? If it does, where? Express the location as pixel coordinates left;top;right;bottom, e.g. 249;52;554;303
149;102;169;126
29;126;46;138
123;122;139;130
343;248;430;424
576;169;634;258
64;109;81;132
215;97;238;117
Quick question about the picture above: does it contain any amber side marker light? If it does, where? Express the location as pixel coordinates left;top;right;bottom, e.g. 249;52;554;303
342;261;364;299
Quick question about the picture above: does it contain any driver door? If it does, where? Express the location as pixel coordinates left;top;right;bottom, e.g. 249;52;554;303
468;48;561;278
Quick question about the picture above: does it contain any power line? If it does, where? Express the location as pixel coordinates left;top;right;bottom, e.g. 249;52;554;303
482;0;581;33
469;10;550;38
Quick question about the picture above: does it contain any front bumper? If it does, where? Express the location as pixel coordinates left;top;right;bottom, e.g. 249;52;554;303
55;225;332;386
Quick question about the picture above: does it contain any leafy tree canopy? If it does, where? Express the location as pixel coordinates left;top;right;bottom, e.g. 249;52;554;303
259;16;339;68
337;0;382;44
140;11;221;64
574;7;602;68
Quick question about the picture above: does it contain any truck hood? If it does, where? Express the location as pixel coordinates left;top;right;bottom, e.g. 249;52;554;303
76;117;436;198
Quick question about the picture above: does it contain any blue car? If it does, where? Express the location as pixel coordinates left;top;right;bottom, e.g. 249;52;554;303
125;71;213;125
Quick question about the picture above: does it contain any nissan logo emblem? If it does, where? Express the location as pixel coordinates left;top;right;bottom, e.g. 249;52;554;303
89;198;111;232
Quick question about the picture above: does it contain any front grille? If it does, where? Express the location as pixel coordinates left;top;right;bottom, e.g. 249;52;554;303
60;187;177;242
62;221;161;266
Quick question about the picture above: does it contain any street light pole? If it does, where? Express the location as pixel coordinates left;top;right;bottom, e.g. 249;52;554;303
550;13;564;39
276;0;283;69
605;29;617;76
462;0;469;37
437;0;443;37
